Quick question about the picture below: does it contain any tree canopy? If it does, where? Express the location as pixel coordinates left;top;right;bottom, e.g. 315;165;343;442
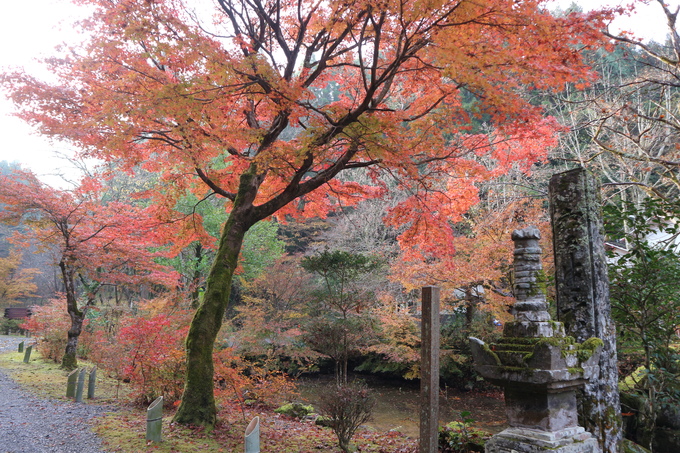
1;0;617;427
0;170;177;367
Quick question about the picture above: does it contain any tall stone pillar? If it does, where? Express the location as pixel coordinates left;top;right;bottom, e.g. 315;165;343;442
549;168;622;453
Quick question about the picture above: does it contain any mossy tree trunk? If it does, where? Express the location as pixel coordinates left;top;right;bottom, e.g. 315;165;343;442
173;140;362;428
60;259;85;371
172;217;247;427
173;169;260;428
189;242;205;309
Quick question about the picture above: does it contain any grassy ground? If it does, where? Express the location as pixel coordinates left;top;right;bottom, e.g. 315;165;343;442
0;347;130;402
0;347;419;452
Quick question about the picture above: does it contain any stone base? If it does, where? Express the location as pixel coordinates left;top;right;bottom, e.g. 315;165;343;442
485;426;601;453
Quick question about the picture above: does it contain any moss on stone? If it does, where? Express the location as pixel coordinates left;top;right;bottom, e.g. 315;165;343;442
274;402;315;418
536;336;576;348
496;347;534;354
498;337;541;345
576;337;603;362
623;439;651;453
548;320;565;335
603;405;622;431
533;269;550;297
534;336;578;359
481;343;502;366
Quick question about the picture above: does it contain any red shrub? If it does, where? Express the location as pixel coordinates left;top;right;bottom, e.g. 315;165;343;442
20;297;89;363
114;311;189;405
213;346;297;409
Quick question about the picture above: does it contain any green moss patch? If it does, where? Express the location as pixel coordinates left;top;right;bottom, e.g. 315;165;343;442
274;402;315;419
0;349;131;402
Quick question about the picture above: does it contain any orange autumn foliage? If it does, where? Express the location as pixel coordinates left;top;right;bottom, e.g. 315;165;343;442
0;249;38;305
391;198;553;321
0;0;619;425
20;296;79;362
1;1;617;258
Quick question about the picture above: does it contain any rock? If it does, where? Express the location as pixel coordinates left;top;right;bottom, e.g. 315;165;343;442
274;402;314;419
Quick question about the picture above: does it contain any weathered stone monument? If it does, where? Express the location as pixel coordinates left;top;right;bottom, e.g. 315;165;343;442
549;168;622;453
470;227;602;453
75;367;86;403
22;344;32;363
88;366;97;399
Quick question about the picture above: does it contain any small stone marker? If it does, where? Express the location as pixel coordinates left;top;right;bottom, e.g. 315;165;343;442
146;396;163;442
419;286;440;453
87;366;97;399
66;369;78;398
75;367;86;403
17;341;24;353
22;344;32;363
244;416;260;453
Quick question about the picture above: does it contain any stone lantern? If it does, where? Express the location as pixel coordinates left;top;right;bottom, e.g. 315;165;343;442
470;227;602;453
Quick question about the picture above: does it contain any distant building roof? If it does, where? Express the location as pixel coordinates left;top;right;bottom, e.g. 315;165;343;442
4;307;32;319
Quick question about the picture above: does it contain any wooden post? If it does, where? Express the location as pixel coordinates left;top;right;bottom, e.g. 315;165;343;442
419;286;440;453
549;167;622;453
75;367;86;403
18;341;24;353
88;366;97;399
66;368;78;398
146;396;163;442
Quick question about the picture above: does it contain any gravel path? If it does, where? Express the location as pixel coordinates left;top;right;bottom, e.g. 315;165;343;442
0;336;110;453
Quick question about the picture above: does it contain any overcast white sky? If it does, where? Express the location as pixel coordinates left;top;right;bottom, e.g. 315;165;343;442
0;0;91;186
0;0;675;187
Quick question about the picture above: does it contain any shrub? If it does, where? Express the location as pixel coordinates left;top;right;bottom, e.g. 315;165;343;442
20;297;75;362
317;382;375;453
85;299;191;405
439;412;490;453
213;346;297;409
113;311;189;405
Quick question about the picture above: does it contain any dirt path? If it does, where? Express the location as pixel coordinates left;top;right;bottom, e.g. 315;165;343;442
0;335;109;453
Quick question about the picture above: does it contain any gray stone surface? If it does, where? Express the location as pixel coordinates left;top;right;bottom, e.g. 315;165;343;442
470;228;602;453
549;168;623;453
486;426;600;453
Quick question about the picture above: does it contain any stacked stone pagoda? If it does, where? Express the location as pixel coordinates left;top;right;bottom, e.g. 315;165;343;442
470;227;603;453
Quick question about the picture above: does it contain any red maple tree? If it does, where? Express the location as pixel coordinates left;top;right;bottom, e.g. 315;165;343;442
0;170;177;369
1;0;617;425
